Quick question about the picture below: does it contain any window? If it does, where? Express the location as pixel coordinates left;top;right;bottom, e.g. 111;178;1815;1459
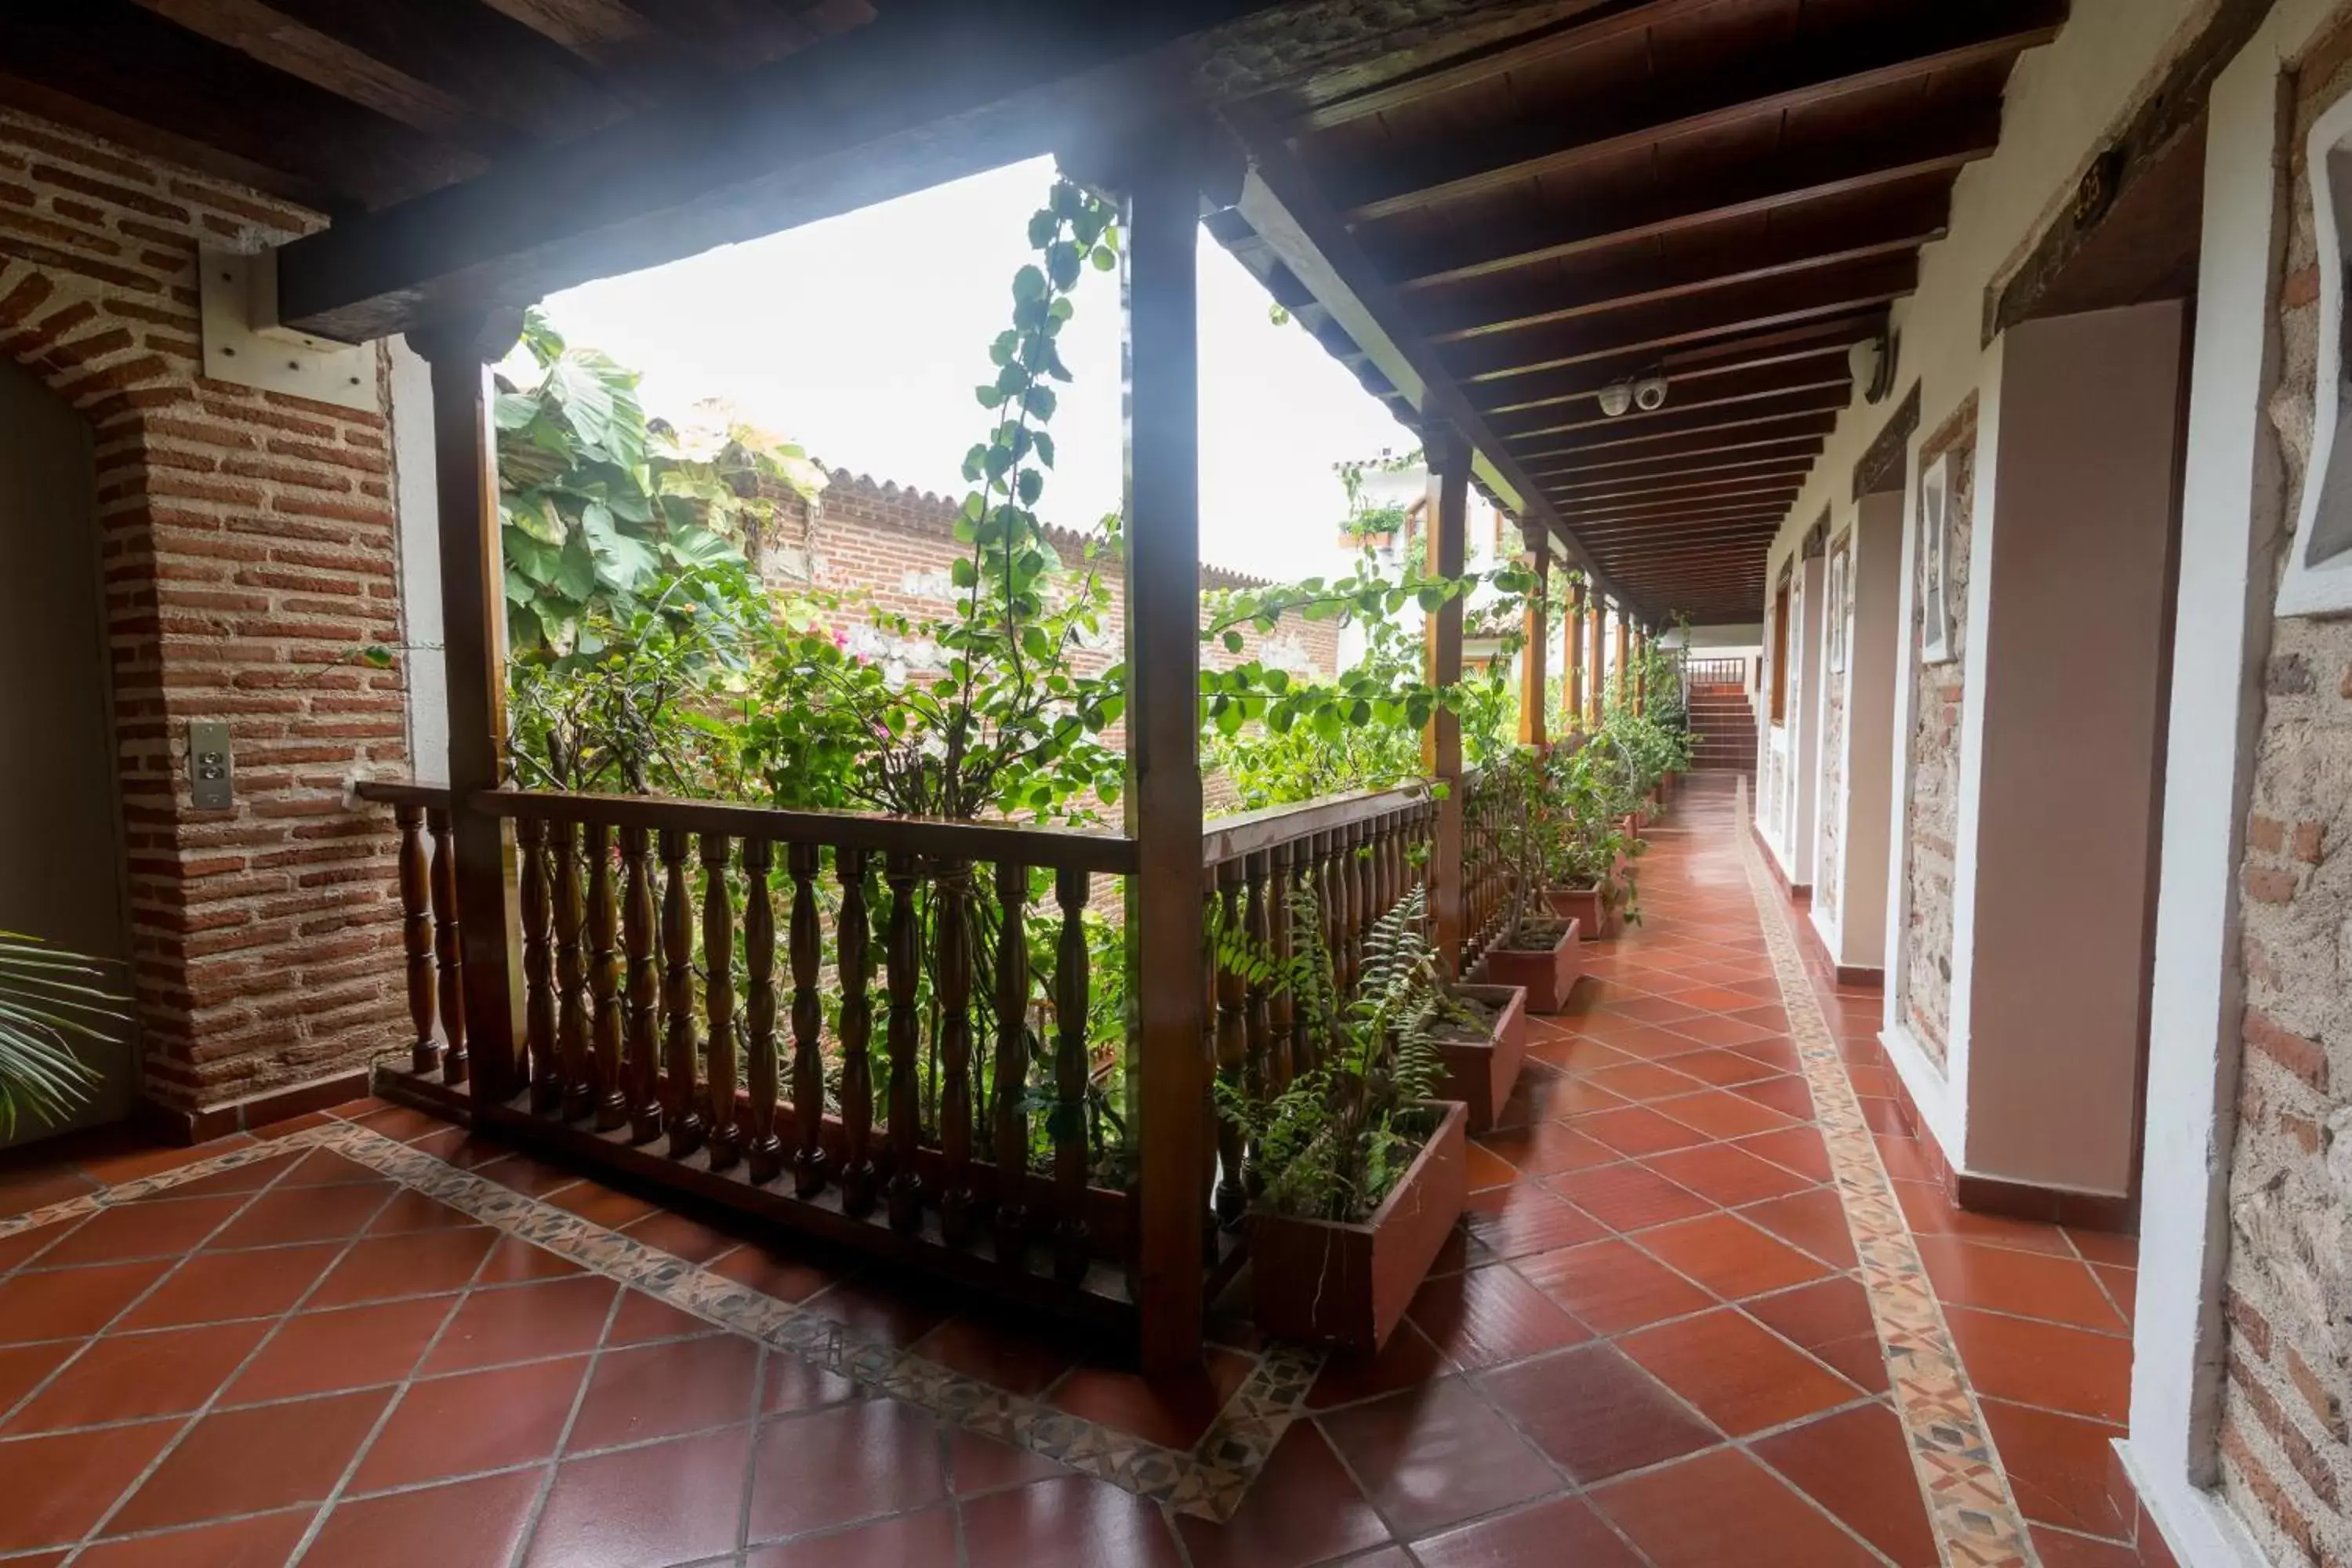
1769;580;1790;724
2280;89;2352;614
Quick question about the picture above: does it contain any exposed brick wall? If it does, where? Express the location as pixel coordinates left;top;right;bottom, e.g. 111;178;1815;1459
0;111;411;1126
2218;19;2352;1563
1897;396;1977;1070
760;468;1342;695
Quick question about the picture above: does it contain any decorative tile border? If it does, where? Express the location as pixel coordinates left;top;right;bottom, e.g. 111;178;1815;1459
0;1117;1313;1522
1734;785;2041;1568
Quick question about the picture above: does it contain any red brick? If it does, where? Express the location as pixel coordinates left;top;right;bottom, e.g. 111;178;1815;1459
2244;866;2300;904
2245;1008;2330;1092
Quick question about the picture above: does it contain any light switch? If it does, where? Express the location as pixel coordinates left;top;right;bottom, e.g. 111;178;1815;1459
189;720;234;810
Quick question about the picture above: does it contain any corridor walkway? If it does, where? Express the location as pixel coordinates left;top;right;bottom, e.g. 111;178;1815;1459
0;775;2160;1567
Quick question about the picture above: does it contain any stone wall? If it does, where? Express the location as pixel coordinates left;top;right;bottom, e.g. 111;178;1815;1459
0;111;411;1129
1898;397;1977;1069
1818;531;1851;920
2216;19;2352;1563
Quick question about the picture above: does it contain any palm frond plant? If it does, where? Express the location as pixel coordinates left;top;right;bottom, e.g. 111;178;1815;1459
0;933;125;1141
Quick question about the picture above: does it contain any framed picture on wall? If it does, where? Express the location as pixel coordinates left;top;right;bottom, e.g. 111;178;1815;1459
1826;537;1851;674
1919;452;1953;663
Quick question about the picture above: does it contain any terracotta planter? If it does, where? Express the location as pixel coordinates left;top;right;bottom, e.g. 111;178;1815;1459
1250;1102;1468;1353
1621;811;1645;837
1549;884;1614;942
1474;920;1584;1014
1432;983;1528;1133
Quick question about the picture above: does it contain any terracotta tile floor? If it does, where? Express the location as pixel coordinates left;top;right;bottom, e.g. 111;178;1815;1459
0;775;2172;1566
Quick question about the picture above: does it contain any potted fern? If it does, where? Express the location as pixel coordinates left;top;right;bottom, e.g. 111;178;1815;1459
1470;758;1585;1012
1543;743;1644;941
2;933;123;1143
1225;884;1468;1352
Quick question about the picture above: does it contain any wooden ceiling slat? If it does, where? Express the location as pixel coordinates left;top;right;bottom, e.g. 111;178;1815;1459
260;0;630;143
1499;378;1851;445
1290;0;1739;132
1518;405;1844;465
477;0;655;64
1451;256;1917;384
1475;314;1884;415
1559;484;1802;519
1330;5;2064;222
1552;458;1816;499
129;0;491;148
1424;191;1948;343
4;0;486;208
1381;107;1998;290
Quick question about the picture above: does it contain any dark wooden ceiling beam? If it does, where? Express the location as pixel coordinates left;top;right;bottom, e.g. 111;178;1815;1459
1502;380;1851;449
1453;256;1917;384
1475;314;1882;415
1381;107;1999;290
1559;487;1801;523
1539;431;1828;479
274;0;1293;340
1518;408;1843;469
475;0;655;64
1552;458;1816;501
1426;191;1947;343
1332;3;2067;222
1290;0;1735;133
4;0;485;208
129;0;498;151
1570;506;1791;538
1490;356;1850;439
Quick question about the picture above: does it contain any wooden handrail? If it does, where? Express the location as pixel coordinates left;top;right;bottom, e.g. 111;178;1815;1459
354;779;455;808
473;789;1140;875
1200;782;1431;867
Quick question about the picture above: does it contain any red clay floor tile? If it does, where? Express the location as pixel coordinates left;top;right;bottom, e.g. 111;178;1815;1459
1313;1377;1563;1536
1481;1342;1719;1483
419;1274;618;1375
0;1417;181;1552
1618;1307;1860;1436
1751;1399;1940;1566
3;1319;269;1434
74;1510;315;1566
1941;1305;2133;1422
524;1425;753;1568
958;1473;1185;1568
746;1506;960;1568
1911;1236;2129;1334
349;1355;591;1491
567;1330;762;1450
1410;1492;1645;1568
1460;1182;1609;1259
114;1243;339;1330
1980;1396;2136;1538
1045;1345;1254;1450
107;1387;391;1534
1516;1237;1716;1336
1407;1260;1592;1369
0;1259;172;1343
306;1467;546;1568
1589;1446;1881;1567
1545;1160;1716;1234
1631;1213;1833;1301
1174;1421;1389;1568
222;1294;455;1403
746;1399;949;1542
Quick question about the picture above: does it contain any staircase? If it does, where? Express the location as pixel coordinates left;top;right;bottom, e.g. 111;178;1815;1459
1686;677;1759;774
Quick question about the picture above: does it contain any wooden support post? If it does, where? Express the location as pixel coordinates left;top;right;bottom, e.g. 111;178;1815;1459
411;312;528;1105
1121;137;1207;1375
1634;627;1647;715
1615;612;1632;711
1424;427;1469;978
1565;581;1585;735
1586;593;1607;730
1517;522;1548;749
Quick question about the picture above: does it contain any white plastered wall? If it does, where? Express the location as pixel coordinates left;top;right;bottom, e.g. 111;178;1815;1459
390;336;448;787
1813;490;1904;971
1739;0;2215;1159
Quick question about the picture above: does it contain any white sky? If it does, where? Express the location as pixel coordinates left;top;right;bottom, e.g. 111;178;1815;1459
532;155;1418;583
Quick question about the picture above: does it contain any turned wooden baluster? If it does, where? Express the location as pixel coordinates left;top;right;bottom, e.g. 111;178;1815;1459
622;825;662;1142
836;848;877;1216
395;804;438;1075
1315;829;1340;1011
1241;851;1272;1196
1200;878;1221;1253
1212;859;1248;1222
1268;841;1298;1091
991;861;1029;1269
937;862;976;1247
520;817;559;1112
1352;820;1375;965
702;833;740;1171
742;838;784;1184
788;842;827;1196
554;820;590;1120
587;822;625;1129
660;829;702;1159
884;854;924;1232
1051;866;1090;1287
427;806;468;1085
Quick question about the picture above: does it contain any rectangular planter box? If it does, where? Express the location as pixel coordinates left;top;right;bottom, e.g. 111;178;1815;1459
1549;884;1614;942
1474;920;1584;1014
1250;1101;1468;1353
1432;982;1528;1133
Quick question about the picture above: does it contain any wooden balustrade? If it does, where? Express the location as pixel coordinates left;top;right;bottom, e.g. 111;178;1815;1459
365;774;1522;1334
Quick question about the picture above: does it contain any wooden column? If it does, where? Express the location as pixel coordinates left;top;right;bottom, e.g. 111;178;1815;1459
1516;523;1548;748
1424;427;1469;976
411;312;528;1104
1614;612;1632;711
1121;138;1207;1374
1633;627;1647;715
1586;593;1607;729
